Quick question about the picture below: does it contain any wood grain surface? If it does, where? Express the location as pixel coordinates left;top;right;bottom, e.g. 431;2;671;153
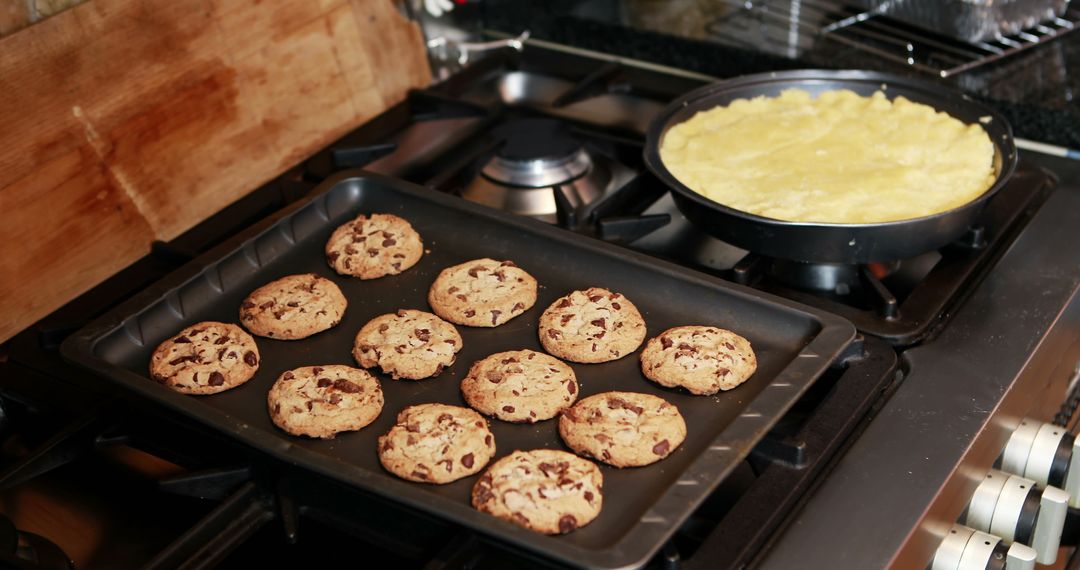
0;0;430;343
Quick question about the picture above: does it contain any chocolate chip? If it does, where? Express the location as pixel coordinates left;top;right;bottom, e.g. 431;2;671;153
490;310;501;325
567;381;576;394
345;244;358;255
329;393;342;405
724;342;735;350
439;459;453;473
367;248;379;257
168;355;199;365
486;370;503;384
317;377;332;388
661;336;673;349
327;251;340;263
457;294;468;302
652;439;671;456
448;286;459;294
494;270;506;282
286;301;300;307
379;324;389;333
500;260;516;267
591;318;606;329
557;298;571;308
333;379;361;393
547;329;561;339
678;342;693;350
306;401;313;411
512;302;525;312
214;336;229;345
594;331;605;339
485;434;493;446
312;367;324;374
584;491;594;502
560;314;573;326
406;422;421;433
382;238;396;247
433;364;445;376
208;371;225;386
284;372;295;380
396;310;409;317
558;515;578;534
461;453;474;468
445;339;456;345
411;471;428;480
174;335;191;343
273;403;281;414
502;405;515;413
467;265;485;278
415;328;431;342
240;301;255;310
588;294;603;302
612;302;621;310
243;351;258;366
464;309;476;317
259;301;275;310
475;480;494;504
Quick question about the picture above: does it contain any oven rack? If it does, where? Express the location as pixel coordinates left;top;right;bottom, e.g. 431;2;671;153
706;0;1079;77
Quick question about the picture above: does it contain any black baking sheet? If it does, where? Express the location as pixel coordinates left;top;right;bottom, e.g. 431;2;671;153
62;172;855;569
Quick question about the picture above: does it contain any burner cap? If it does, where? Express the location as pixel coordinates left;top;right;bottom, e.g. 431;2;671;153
496;118;582;162
482;119;591;188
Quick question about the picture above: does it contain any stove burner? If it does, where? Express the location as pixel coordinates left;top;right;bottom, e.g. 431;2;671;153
482;118;592;187
463;118;612;222
768;260;864;295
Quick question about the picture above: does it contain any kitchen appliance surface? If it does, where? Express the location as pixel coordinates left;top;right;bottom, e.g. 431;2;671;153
62;172;854;569
3;34;1078;570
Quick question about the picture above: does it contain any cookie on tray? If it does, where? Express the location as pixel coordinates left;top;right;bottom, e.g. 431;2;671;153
378;403;495;484
472;449;603;535
427;259;537;327
538;287;646;364
149;321;260;395
640;326;757;395
239;273;346;340
559;391;686;468
325;213;423;279
352;309;462;380
267;365;383;439
461;350;578;423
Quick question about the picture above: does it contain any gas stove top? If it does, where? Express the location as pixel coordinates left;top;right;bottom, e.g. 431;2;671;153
1;40;1078;570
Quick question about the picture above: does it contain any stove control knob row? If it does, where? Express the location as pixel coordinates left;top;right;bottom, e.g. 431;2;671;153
1001;419;1080;507
963;469;1068;565
932;524;1036;570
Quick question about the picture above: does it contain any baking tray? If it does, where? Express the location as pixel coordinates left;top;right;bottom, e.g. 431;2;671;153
61;171;855;569
852;0;1071;43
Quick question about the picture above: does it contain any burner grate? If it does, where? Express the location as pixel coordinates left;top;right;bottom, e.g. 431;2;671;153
706;0;1079;77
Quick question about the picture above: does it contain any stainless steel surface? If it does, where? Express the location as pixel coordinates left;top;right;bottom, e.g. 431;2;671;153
852;0;1072;43
481;147;592;187
757;151;1080;569
462;152;617;221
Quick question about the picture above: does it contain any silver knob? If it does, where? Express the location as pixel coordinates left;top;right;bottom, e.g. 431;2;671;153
965;469;1068;564
932;524;1036;570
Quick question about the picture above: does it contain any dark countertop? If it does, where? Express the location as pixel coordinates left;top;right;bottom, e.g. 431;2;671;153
481;1;1080;149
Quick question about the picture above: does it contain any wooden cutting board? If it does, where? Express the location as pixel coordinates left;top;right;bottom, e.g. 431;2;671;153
0;0;431;343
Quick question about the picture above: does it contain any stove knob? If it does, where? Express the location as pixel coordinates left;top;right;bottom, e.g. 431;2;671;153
1001;419;1079;507
932;524;1036;570
964;469;1068;565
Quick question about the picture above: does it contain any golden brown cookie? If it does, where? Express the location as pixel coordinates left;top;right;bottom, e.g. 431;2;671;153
538;287;646;363
325;213;423;279
378;404;495;484
461;350;578;423
558;391;686;468
239;273;346;340
267;365;383;438
428;259;537;327
640;326;757;395
472;449;603;535
149;321;259;395
352;309;462;380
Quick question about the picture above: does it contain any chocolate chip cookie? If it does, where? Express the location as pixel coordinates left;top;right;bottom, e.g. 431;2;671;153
559;391;686;468
472;449;603;535
538;287;646;363
427;259;537;327
149;321;260;395
239;273;346;340
461;350;578;423
325;213;423;279
267;365;384;438
353;310;462;380
378;403;495;484
640;326;757;395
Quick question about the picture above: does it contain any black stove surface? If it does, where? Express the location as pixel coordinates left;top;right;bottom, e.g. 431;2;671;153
1;41;1052;569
